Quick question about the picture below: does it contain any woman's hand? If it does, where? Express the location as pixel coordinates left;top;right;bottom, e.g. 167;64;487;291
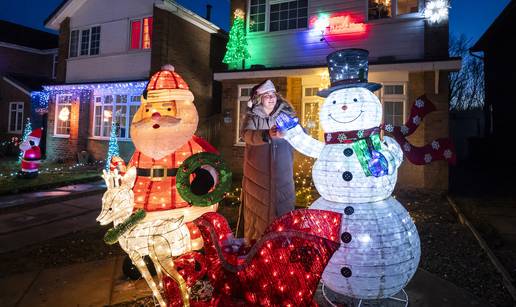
269;126;285;139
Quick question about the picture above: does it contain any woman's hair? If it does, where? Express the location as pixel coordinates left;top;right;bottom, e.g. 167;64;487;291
249;92;295;114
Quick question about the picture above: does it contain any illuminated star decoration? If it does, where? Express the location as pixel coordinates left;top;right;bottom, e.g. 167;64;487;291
423;0;449;24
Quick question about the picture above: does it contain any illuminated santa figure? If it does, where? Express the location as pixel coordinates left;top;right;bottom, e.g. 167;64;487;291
19;128;43;178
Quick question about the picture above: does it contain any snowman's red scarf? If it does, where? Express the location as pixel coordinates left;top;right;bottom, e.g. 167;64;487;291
324;95;456;165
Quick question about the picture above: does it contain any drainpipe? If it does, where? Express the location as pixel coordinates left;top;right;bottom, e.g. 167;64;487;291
206;4;212;21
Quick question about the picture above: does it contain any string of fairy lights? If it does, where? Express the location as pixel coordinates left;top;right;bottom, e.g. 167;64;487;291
0;162;104;178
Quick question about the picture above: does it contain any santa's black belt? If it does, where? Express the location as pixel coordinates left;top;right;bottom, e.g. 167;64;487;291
136;167;178;178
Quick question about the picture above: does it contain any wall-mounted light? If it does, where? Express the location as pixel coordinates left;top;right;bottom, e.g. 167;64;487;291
223;109;232;124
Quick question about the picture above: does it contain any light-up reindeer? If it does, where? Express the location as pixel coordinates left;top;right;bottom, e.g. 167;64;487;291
96;167;192;307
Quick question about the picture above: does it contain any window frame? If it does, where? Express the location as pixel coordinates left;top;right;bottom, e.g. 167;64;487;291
69;25;101;58
381;82;407;127
91;93;141;141
54;94;73;137
235;84;256;146
129;16;153;51
247;0;309;34
8;102;24;133
366;0;420;22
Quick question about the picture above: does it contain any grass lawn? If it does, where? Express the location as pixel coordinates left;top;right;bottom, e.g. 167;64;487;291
0;157;103;195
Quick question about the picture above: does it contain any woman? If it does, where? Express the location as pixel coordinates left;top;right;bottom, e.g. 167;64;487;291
237;79;296;241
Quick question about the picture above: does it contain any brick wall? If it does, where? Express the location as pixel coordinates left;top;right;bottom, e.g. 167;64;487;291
0;47;55;78
56;18;70;83
46;90;91;162
397;71;449;190
0;79;31;141
87;139;135;162
151;7;227;142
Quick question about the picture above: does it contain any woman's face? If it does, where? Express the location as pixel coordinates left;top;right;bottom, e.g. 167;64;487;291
261;91;277;112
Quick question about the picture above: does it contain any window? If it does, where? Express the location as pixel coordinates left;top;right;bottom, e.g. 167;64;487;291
130;17;153;50
302;87;323;140
397;0;419;15
368;0;392;20
92;93;141;139
249;0;266;32
382;84;406;126
8;102;24;133
55;94;72;136
249;0;307;33
69;26;101;57
236;85;255;144
269;0;308;32
369;0;419;20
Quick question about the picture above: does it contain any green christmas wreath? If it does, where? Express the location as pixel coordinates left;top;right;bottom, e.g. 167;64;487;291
176;152;232;207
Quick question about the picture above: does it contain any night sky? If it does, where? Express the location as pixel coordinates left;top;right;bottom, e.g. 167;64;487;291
0;0;510;45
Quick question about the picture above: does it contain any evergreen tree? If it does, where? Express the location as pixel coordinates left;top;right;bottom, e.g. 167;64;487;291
223;9;250;70
18;118;32;163
105;121;120;171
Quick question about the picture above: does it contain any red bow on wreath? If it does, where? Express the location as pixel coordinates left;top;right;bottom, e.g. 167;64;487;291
381;95;456;165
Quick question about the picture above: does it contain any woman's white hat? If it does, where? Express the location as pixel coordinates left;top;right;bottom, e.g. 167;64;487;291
248;80;276;108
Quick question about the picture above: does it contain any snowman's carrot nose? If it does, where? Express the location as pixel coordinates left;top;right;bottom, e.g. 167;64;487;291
341;105;348;111
151;112;161;121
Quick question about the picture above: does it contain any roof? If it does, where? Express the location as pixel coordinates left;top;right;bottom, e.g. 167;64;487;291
3;74;57;94
45;0;223;34
0;20;58;50
471;0;516;51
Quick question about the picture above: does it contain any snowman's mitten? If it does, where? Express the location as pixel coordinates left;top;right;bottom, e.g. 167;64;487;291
275;113;299;132
382;136;404;172
284;125;324;158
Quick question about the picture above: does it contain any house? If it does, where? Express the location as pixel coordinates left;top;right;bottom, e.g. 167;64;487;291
215;0;461;190
0;20;58;154
470;0;515;166
42;0;227;162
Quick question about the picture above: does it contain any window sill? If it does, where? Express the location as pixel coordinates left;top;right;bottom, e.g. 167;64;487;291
53;134;70;139
247;27;309;38
233;142;245;147
89;136;133;142
366;12;424;24
7;131;22;134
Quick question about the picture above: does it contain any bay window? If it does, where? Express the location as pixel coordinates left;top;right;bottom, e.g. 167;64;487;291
130;17;153;50
93;94;141;139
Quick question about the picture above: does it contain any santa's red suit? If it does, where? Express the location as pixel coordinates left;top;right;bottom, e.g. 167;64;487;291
20;128;42;175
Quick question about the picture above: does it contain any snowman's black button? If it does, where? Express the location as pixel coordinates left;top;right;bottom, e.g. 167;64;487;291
342;171;353;181
344;148;353;157
344;206;354;215
341;267;352;278
341;232;352;243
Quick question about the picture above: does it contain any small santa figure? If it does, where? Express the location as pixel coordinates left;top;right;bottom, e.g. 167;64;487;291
19;128;43;178
125;64;218;250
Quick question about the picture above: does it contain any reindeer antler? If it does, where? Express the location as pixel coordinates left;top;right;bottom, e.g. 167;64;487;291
102;168;123;189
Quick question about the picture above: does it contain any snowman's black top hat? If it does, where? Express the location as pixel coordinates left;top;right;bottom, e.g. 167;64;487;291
317;48;382;97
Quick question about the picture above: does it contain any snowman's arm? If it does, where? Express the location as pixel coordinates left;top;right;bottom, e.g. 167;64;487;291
283;125;324;158
382;136;404;172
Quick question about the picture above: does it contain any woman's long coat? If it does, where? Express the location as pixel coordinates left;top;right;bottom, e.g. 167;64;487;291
237;101;296;240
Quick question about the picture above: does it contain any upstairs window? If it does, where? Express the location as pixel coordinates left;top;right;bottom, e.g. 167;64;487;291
249;0;308;33
368;0;419;20
8;102;24;133
130;17;153;50
69;26;101;57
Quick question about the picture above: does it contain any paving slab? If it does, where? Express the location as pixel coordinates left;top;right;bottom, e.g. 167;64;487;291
18;258;115;307
315;268;490;307
109;256;153;305
0;271;39;307
0;210;100;253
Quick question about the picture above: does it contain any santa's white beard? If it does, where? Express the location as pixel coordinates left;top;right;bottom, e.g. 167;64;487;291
131;120;196;160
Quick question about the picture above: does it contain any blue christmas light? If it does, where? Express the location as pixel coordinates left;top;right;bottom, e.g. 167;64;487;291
367;150;389;177
105;121;120;171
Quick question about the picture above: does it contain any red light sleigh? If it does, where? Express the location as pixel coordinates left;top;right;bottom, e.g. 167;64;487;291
163;209;342;307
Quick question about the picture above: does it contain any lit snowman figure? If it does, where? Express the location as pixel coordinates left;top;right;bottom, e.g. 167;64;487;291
278;49;420;303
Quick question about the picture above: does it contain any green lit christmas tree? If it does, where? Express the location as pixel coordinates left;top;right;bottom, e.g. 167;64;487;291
223;9;250;70
18;117;32;163
105;121;120;171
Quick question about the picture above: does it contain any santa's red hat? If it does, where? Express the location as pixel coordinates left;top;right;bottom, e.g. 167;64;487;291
28;128;42;141
145;64;194;103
